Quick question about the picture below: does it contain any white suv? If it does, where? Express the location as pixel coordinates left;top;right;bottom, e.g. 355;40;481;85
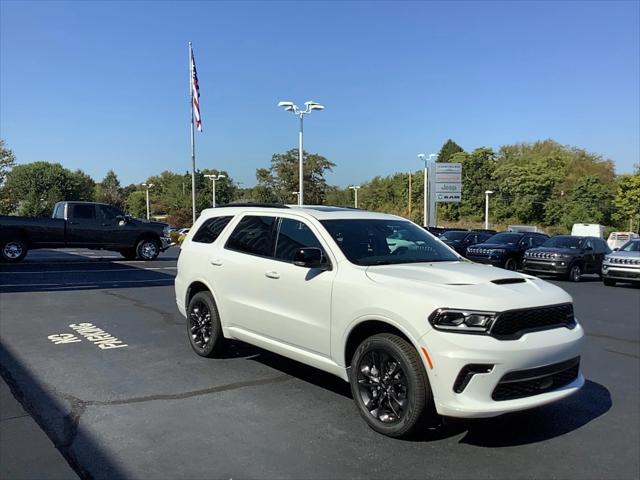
175;204;584;437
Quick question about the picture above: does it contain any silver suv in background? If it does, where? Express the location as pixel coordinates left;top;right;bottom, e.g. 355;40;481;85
602;239;640;286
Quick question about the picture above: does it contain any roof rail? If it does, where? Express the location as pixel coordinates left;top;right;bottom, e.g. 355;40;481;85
214;202;290;209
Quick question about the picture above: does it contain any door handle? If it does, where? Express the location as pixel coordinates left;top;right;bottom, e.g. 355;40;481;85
265;271;280;279
210;259;223;266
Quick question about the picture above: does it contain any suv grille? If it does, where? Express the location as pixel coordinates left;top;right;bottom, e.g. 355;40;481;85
490;304;574;338
492;357;580;401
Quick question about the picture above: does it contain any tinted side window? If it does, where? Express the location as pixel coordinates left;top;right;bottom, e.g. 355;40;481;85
192;216;233;244
53;204;65;219
533;235;547;246
275;219;323;262
72;204;96;220
225;216;276;257
97;205;122;222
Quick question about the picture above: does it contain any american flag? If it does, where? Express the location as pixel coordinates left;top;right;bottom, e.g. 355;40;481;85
190;48;202;132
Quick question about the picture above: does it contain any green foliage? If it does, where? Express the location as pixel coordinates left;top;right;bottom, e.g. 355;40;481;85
613;173;640;231
437;139;464;163
255;149;335;204
0;139;16;185
126;190;147;218
95;170;123;208
557;175;614;229
1;161;94;216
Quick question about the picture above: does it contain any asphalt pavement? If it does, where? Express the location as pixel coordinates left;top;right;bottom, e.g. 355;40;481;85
0;248;638;479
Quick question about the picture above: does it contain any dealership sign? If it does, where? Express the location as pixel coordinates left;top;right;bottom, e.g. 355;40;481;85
434;163;462;203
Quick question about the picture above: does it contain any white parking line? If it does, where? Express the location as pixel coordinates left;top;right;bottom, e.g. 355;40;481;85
0;278;174;288
0;267;177;275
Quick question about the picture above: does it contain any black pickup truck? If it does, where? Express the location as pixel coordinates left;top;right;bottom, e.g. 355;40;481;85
0;201;171;262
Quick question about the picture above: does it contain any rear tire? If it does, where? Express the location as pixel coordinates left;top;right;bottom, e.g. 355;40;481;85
1;238;28;263
186;291;226;357
603;278;616;287
136;238;160;261
349;333;432;438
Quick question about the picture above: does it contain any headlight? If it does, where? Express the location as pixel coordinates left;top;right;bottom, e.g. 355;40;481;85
429;309;497;333
163;226;170;236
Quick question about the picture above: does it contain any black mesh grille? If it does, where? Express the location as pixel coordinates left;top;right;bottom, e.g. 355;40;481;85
492;357;580;401
490;304;574;338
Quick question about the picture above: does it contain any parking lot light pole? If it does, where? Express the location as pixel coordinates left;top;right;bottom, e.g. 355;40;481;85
278;100;324;206
485;190;494;230
204;174;226;208
292;191;299;204
142;183;154;220
349;185;361;208
418;154;437;227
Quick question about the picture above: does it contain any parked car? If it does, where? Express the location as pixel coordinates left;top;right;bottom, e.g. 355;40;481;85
607;231;639;250
601;239;640;286
522;235;611;282
175;205;583;438
0;201;171;262
440;230;494;257
466;231;549;271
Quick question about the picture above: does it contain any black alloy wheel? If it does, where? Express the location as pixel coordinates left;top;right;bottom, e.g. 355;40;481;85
187;291;225;357
349;333;431;438
356;349;409;423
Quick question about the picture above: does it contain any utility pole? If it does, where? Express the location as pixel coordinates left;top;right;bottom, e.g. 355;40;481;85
349;185;361;208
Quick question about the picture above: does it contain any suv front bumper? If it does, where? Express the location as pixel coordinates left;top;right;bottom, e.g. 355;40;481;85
601;263;640;282
419;324;584;418
522;258;570;276
160;236;174;251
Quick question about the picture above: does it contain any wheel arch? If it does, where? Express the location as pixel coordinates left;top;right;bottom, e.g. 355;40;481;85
134;231;161;246
343;318;419;372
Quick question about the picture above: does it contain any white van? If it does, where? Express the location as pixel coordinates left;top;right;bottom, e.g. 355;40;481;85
571;223;605;238
607;231;640;250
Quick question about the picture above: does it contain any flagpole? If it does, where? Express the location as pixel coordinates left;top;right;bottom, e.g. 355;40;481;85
189;42;197;225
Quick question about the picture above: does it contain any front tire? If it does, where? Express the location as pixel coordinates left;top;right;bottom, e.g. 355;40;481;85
349;333;431;438
187;291;226;357
603;278;616;287
1;238;28;263
136;238;160;261
567;263;582;282
119;248;137;260
503;257;518;271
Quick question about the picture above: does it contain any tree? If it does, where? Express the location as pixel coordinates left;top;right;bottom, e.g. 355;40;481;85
95;170;123;208
255;149;335;204
0;139;16;185
0;162;95;216
557;175;614;230
436;139;464;163
613;173;640;231
126;190;147;219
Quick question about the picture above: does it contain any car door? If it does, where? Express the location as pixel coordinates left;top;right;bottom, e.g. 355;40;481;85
96;204;128;247
216;214;334;356
581;238;598;273
66;204;102;246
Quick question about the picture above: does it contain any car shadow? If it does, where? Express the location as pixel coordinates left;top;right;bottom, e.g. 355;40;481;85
0;249;176;293
238;340;612;446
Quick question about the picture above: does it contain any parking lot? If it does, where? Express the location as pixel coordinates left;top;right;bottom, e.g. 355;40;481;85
0;248;638;479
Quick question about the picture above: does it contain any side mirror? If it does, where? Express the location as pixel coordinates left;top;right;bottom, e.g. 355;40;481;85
293;247;330;270
116;215;129;226
583;246;593;251
613;247;619;251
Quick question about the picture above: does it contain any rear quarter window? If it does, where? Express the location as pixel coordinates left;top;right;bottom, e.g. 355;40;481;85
192;216;233;244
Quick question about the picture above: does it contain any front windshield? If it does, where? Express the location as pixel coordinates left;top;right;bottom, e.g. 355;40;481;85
542;236;581;249
321;219;460;266
620;240;640;252
440;231;468;241
485;232;523;245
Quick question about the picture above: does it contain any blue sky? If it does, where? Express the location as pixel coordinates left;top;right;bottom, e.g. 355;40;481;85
1;1;638;187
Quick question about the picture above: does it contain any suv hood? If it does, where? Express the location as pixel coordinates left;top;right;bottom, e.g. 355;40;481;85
529;247;580;255
365;261;571;310
607;251;640;259
471;243;517;251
